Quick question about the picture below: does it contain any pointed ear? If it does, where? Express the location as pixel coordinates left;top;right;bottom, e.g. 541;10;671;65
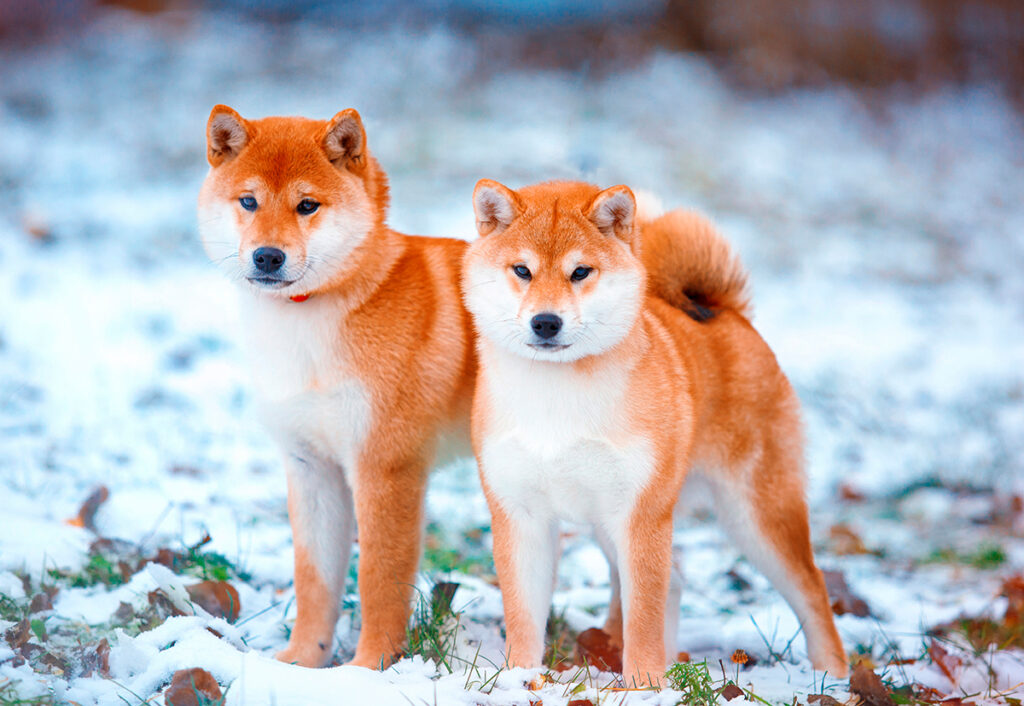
587;185;636;242
207;105;249;167
323;109;366;170
473;179;522;237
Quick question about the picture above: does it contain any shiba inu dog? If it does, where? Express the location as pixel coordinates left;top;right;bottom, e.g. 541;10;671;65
197;106;475;668
462;180;847;684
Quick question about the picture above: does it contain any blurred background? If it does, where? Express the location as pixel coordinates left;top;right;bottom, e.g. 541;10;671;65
0;0;1022;699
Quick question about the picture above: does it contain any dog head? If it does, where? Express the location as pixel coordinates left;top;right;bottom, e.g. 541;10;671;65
463;180;646;362
197;105;386;298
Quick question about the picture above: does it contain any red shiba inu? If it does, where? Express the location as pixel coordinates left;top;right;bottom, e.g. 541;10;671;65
197;106;475;668
462;180;847;684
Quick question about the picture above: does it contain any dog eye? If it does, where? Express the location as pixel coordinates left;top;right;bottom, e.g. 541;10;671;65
570;266;593;282
239;196;258;212
297;198;320;215
512;264;532;280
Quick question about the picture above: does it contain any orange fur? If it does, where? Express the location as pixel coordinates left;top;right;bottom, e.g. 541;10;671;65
463;181;846;684
198;106;475;668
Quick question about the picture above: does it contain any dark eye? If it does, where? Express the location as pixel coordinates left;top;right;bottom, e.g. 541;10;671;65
297;198;320;215
512;264;532;280
571;266;593;282
239;196;258;212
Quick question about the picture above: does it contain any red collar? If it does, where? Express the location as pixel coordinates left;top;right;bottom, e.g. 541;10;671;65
289;294;310;303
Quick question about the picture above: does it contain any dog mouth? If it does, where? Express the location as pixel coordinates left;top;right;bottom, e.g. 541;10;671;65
527;342;571;352
246;276;296;290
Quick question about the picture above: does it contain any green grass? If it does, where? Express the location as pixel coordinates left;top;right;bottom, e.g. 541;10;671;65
404;581;462;673
421;523;494;576
48;551;127;589
543;609;576;670
922;543;1006;570
665;660;717;706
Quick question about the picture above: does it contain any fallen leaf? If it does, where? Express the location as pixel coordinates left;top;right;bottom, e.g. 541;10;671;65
148;589;186;620
824;570;871;617
839;484;867;502
575;627;622;673
567;700;595;706
165;668;223;706
1002;574;1024;628
928;640;961;684
4;620;30;649
829;524;872;556
113;601;135;623
186;581;241;623
29;593;53;614
430;581;459;617
77;637;111;678
721;683;745;701
66;486;109;532
808;695;842;706
849;663;895;706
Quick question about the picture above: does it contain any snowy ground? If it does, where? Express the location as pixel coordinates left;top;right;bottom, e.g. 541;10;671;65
1;7;1023;705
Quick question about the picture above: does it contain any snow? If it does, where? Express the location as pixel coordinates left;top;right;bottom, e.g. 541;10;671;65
1;6;1023;705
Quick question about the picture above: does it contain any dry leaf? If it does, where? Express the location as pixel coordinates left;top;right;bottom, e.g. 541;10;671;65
186;581;241;623
808;695;842;706
824;570;871;617
165;668;223;706
721;683;745;701
66;486;109;532
829;524;871;556
849;663;895;706
575;627;623;673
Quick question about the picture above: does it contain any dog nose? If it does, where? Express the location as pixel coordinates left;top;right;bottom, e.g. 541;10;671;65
530;313;562;339
253;247;286;274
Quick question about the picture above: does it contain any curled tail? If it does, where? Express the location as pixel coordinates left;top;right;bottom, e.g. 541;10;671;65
640;209;752;321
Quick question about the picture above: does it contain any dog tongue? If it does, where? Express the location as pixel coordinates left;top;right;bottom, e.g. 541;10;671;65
289;294;310;303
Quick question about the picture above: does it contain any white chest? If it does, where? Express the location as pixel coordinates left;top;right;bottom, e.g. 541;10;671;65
478;349;654;523
240;295;372;476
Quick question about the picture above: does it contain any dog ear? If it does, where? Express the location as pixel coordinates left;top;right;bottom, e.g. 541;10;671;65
207;105;249;167
587;185;636;242
323;109;366;170
473;179;522;237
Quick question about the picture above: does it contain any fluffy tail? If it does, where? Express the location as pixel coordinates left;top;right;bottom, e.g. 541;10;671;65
640;209;751;321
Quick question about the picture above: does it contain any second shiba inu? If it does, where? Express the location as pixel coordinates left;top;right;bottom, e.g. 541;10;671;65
462;180;847;684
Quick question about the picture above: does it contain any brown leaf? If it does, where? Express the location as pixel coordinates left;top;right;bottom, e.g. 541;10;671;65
829;524;871;556
567;701;595;706
808;695;843;706
77;637;111;678
38;651;68;675
1002;574;1024;628
430;581;459;617
849;663;895;706
113;601;135;623
4;619;31;649
927;640;961;684
824;570;871;617
165;668;223;706
66;485;109;532
148;589;186;619
839;484;867;502
186;581;241;623
29;593;53;614
575;627;622;673
721;683;745;701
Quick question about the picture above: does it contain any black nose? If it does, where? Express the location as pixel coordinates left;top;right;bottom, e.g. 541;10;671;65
253;247;285;274
530;313;562;339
